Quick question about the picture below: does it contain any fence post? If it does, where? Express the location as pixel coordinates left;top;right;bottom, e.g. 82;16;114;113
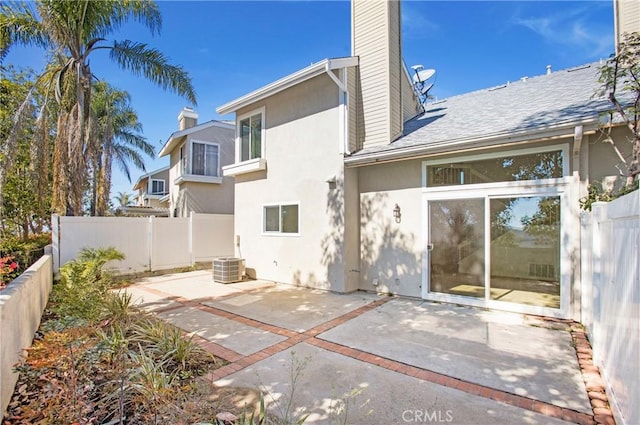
51;214;60;273
189;211;194;267
590;201;608;364
148;216;153;272
580;211;593;336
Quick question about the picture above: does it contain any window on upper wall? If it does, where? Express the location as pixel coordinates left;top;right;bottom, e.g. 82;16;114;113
425;148;566;188
150;179;165;195
239;110;263;162
191;140;220;177
263;203;299;234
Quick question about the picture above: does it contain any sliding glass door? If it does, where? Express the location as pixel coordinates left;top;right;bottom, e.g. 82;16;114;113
427;193;563;312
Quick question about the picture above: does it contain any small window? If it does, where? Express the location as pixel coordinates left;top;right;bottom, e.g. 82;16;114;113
238;110;263;162
191;140;219;177
150;179;165;195
263;203;299;234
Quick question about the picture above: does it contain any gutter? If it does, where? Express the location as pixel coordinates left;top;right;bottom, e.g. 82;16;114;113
217;57;358;115
344;119;600;167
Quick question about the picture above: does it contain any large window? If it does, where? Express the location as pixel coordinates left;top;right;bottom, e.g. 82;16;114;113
150;179;165;195
239;111;263;162
191;141;219;177
426;149;564;187
264;203;299;234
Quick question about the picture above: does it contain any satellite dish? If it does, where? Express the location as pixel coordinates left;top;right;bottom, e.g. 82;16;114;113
421;82;434;96
412;68;435;84
410;63;437;105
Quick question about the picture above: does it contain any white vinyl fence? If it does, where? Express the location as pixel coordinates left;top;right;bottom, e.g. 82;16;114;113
51;213;234;274
581;190;639;425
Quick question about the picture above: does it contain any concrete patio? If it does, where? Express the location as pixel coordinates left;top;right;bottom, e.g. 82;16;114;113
124;270;612;425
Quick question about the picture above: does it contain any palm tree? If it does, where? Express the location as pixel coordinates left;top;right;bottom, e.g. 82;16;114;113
1;0;196;215
90;81;154;216
114;191;135;208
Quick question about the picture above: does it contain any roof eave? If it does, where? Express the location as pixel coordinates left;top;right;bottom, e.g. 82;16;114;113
133;165;170;189
345;119;601;167
158;120;234;157
216;56;359;115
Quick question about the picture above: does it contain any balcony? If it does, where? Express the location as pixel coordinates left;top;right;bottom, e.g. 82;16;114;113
175;157;223;185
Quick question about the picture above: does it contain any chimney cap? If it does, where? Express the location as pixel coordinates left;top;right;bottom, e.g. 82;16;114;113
178;107;198;120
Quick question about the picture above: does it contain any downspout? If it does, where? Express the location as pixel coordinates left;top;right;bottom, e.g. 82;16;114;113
325;63;350;155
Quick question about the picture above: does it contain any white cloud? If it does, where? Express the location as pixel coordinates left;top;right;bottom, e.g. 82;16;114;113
402;4;439;40
513;6;613;58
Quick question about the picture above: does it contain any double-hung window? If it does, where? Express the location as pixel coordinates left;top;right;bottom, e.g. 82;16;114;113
150;179;165;195
239;112;263;161
264;203;299;234
191;141;220;177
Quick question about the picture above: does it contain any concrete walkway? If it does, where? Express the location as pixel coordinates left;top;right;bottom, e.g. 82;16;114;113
125;270;614;425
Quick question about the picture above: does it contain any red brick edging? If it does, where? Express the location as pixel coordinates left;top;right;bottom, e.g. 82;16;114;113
135;284;613;425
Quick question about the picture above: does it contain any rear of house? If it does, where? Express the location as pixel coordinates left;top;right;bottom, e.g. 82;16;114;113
217;0;634;321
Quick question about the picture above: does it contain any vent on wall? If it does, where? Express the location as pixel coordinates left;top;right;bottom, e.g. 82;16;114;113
213;257;244;284
529;263;556;279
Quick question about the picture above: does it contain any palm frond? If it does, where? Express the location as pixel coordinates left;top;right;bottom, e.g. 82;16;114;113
112;144;148;181
109;40;197;105
0;2;49;61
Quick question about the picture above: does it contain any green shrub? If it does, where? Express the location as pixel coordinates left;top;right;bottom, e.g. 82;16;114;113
0;233;51;270
51;247;125;323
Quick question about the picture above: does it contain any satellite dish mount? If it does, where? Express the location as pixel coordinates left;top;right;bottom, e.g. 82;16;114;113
410;64;436;104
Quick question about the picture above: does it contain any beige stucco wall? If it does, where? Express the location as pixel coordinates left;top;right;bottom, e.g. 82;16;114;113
358;159;424;297
233;73;355;291
1;255;52;420
167;125;235;217
586;127;635;191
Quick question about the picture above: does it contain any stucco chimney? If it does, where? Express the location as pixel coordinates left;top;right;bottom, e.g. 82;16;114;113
352;0;404;149
178;107;198;130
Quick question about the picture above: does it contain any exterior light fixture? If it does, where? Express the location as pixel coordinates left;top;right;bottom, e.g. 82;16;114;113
393;203;401;223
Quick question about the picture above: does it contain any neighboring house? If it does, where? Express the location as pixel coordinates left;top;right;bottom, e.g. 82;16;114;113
158;108;235;217
216;0;633;321
614;0;640;51
133;165;170;208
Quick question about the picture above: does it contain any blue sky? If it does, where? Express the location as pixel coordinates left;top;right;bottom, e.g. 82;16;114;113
4;0;614;203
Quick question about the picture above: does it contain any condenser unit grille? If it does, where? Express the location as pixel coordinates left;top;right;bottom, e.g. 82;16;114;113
213;258;244;284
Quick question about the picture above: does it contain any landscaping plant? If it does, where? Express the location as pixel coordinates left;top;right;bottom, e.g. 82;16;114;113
0;254;20;287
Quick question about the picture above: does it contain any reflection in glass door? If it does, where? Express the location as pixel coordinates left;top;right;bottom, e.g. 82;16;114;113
428;195;562;309
429;199;485;298
489;196;560;308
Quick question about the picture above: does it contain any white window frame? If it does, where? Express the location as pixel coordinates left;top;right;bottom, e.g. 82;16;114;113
189;139;221;178
419;143;574;319
421;144;570;189
150;179;165;195
262;202;300;236
236;107;266;163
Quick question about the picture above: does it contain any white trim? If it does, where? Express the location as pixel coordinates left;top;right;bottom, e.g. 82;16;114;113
421;182;572;319
189;139;221;178
345;121;597;167
223;158;267;177
261;202;301;237
149;178;166;195
133;165;170;190
158;120;234;157
175;175;223;185
236;107;266;163
216;57;358;115
421;143;570;188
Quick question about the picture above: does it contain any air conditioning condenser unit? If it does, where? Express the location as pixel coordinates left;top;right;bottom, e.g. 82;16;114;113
213;257;244;284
